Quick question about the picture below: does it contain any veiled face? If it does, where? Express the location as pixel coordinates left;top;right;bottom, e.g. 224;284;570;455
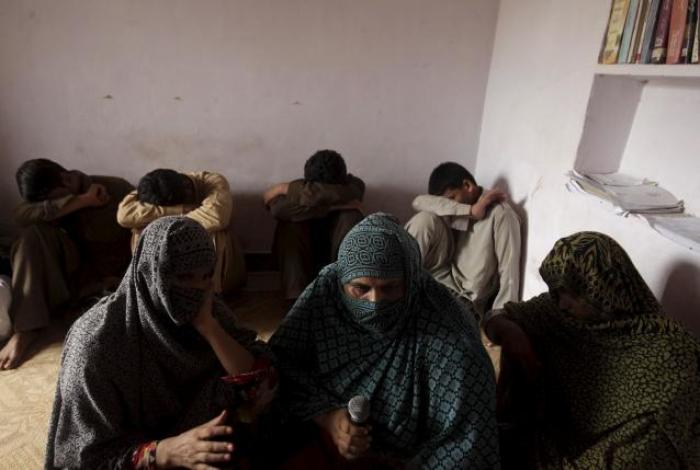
134;217;217;326
343;276;405;303
172;265;214;291
552;287;598;319
540;231;661;320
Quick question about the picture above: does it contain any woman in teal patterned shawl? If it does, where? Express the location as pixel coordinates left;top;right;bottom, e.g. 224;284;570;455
269;213;500;469
485;231;700;469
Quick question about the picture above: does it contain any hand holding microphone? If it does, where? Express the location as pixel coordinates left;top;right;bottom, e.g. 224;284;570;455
348;395;370;425
314;395;372;460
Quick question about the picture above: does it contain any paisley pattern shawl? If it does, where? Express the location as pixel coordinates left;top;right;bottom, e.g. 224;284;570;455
504;232;700;469
269;213;500;469
45;217;262;469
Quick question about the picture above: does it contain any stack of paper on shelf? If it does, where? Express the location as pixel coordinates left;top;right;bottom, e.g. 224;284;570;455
566;170;685;215
643;214;700;251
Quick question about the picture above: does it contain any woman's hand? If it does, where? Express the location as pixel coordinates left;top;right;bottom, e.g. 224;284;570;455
314;408;372;460
191;286;255;375
191;287;216;337
156;410;234;469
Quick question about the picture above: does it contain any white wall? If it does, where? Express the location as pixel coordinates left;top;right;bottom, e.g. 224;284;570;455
621;79;700;215
477;0;700;334
0;0;499;250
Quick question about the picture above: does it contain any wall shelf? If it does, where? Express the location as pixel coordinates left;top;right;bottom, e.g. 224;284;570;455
595;64;700;80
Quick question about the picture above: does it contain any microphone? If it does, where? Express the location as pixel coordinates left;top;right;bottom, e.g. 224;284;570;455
347;395;370;425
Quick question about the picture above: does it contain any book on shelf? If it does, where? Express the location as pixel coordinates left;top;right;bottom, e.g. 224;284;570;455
640;0;663;62
666;0;689;63
637;0;661;64
694;4;700;61
688;2;700;64
681;0;698;61
601;0;632;63
631;0;650;62
651;0;674;63
619;0;642;62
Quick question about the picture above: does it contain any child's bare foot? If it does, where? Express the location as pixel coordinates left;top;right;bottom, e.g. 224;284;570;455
0;330;40;370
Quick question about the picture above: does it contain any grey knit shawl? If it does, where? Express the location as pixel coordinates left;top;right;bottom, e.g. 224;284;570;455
45;217;260;469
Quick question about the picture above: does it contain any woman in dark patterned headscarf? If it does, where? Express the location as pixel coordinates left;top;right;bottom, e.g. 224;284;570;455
269;213;500;469
485;231;700;469
45;217;275;469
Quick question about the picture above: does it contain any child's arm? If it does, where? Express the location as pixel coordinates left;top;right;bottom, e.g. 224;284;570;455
14;183;111;226
412;189;506;220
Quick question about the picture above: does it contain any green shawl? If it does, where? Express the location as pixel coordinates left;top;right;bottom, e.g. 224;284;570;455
505;232;700;469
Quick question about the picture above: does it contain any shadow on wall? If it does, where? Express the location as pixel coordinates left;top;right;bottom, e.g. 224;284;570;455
661;260;700;336
493;176;528;301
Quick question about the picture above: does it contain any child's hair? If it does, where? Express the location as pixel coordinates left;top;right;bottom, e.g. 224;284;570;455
303;150;348;184
137;169;190;205
428;162;476;196
16;158;67;202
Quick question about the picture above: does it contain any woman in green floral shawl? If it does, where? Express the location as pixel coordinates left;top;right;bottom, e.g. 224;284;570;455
485;231;700;469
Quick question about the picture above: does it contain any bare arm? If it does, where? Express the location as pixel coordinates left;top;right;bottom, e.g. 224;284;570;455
192;289;254;375
263;182;290;206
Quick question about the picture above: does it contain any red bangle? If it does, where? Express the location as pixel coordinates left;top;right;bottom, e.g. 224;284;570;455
221;356;273;386
131;440;158;470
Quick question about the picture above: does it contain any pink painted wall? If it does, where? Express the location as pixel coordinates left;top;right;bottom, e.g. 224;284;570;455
476;0;700;334
0;0;499;251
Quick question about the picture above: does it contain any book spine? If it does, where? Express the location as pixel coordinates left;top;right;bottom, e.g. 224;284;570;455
602;0;632;64
619;0;641;62
651;0;674;62
681;0;697;61
666;0;689;63
641;0;662;62
632;0;650;62
693;3;700;61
